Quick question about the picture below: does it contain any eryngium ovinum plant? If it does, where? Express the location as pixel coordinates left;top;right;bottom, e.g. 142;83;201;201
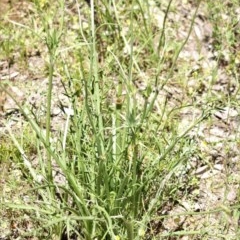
3;0;207;239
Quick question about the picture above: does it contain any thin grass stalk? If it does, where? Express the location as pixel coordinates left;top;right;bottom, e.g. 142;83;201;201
129;2;143;225
158;230;205;237
157;0;174;54
45;53;54;184
5;124;42;183
42;0;65;193
135;0;150;38
161;0;202;89
90;0;105;158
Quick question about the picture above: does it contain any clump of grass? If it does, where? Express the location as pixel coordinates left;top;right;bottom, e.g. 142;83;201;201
0;0;213;239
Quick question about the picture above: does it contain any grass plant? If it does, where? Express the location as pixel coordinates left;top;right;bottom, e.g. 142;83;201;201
1;0;240;239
